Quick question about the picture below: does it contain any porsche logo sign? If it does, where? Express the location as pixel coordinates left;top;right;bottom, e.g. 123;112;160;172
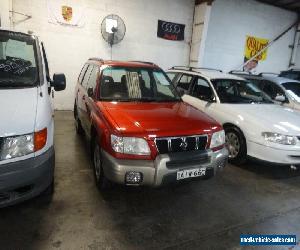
61;5;73;22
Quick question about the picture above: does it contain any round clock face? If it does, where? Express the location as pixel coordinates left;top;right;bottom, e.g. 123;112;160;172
101;14;126;45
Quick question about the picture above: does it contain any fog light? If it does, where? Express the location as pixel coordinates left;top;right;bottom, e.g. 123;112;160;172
125;171;143;184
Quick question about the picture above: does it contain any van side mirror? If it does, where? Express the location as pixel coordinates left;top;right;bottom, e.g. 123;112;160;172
52;73;66;91
87;87;94;98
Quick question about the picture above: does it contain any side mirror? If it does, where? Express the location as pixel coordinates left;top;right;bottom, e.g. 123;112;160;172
52;73;66;91
275;95;285;103
87;87;94;98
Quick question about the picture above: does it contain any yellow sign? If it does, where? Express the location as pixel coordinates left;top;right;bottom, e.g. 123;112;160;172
62;5;73;22
244;36;269;61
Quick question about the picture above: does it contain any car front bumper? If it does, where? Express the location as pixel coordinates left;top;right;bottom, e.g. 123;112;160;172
101;147;228;187
248;140;300;165
0;147;55;208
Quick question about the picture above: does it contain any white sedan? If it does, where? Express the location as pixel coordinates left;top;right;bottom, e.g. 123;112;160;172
167;67;300;166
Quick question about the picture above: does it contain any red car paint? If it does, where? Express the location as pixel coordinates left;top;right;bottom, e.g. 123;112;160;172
75;60;223;160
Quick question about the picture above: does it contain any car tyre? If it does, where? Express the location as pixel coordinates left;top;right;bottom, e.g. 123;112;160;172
74;103;84;135
92;139;111;190
225;126;247;165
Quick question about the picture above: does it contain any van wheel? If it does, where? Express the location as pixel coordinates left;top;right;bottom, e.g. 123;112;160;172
74;103;84;135
93;140;111;190
225;126;247;165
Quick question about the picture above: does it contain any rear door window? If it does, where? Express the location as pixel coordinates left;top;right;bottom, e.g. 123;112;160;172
191;77;214;101
166;72;177;81
81;65;93;90
87;66;99;91
78;64;89;85
177;74;193;91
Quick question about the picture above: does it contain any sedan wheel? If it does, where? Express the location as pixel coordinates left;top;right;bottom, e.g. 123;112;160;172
224;126;247;165
226;132;240;159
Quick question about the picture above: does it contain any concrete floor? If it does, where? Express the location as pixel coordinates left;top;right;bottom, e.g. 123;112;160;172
1;111;300;250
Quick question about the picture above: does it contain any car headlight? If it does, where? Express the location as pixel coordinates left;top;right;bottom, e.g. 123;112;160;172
262;132;297;145
0;134;34;160
111;135;150;155
210;130;225;149
0;128;47;161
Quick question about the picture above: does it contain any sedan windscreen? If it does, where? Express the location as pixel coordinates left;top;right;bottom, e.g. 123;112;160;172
0;31;38;88
282;82;300;99
100;67;180;102
211;79;273;104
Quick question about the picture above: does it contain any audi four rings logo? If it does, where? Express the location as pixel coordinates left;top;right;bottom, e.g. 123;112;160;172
161;22;181;34
157;20;185;41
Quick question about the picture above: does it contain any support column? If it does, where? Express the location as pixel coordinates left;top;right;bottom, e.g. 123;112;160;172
0;0;10;29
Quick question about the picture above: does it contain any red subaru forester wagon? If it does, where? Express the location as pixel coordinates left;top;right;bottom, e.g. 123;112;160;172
74;59;228;189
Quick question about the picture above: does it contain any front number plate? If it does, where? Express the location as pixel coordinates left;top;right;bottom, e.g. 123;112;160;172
176;168;206;180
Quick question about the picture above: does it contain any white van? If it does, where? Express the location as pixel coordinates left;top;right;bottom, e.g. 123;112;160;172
0;29;66;207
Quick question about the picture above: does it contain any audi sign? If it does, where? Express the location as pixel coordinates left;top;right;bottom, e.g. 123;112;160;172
157;20;185;41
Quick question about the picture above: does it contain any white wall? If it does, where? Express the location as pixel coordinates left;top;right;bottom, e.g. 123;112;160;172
200;0;298;73
10;0;194;110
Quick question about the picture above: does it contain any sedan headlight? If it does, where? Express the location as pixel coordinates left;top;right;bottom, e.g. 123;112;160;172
111;135;150;155
210;130;225;149
262;132;297;145
0;134;34;160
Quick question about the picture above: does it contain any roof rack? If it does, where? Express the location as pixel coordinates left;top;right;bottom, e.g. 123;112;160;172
170;66;223;72
89;57;104;62
229;70;252;75
258;72;278;76
130;61;157;66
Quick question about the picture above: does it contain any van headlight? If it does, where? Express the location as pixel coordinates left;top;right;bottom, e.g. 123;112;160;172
210;130;225;149
262;132;297;145
0;128;47;161
0;134;34;160
111;135;150;155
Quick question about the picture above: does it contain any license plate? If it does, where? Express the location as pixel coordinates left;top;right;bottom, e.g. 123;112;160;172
177;168;206;180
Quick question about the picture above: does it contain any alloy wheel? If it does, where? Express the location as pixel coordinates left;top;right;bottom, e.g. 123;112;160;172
226;132;240;159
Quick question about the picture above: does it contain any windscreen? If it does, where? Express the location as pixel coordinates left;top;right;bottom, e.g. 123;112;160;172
100;67;180;102
0;31;38;88
282;82;300;99
211;79;273;104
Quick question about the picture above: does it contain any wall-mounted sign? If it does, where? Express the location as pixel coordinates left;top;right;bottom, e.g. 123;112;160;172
47;0;86;27
157;20;185;41
243;35;269;72
61;6;73;22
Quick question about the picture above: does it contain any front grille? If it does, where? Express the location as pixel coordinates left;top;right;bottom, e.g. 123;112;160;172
166;154;210;169
155;135;207;154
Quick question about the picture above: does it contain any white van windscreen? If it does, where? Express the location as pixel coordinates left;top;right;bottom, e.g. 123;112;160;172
0;31;38;87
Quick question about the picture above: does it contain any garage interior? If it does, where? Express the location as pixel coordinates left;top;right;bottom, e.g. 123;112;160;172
1;0;300;249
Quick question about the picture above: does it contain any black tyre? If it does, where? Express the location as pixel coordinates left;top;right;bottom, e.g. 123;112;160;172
92;139;111;190
74;103;84;135
225;126;247;165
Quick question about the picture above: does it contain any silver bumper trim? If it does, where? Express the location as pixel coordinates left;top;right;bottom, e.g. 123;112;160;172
101;147;228;187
